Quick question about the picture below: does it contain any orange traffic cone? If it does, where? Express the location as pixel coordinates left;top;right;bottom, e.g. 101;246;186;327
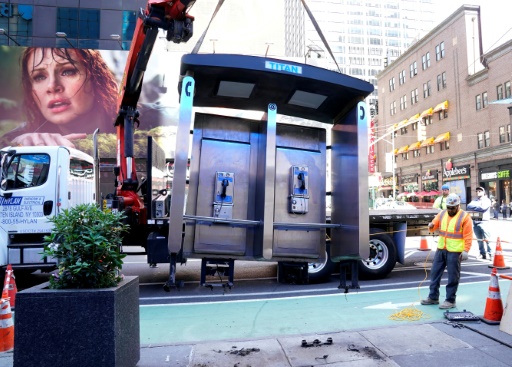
2;265;17;309
480;267;504;324
0;298;14;352
489;238;510;270
418;236;431;251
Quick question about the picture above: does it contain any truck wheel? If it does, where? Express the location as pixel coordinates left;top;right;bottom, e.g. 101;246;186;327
359;228;396;280
308;241;335;283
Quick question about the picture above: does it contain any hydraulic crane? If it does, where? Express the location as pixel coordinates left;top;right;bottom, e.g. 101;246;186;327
113;0;195;226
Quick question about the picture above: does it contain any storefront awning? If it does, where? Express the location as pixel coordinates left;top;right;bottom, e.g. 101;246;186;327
393;148;398;155
420;107;433;118
397;145;409;154
420;137;435;147
433;100;449;112
434;132;450;143
408;113;421;122
396;119;408;129
408;141;422;150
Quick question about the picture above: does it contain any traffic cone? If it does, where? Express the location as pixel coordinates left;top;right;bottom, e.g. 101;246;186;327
2;265;17;309
489;237;510;270
0;298;14;352
418;236;431;251
480;267;504;324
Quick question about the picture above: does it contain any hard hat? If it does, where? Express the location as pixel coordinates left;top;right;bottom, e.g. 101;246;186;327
446;193;460;207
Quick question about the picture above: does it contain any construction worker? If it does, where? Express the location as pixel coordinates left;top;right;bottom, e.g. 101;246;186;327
433;184;450;210
421;193;473;309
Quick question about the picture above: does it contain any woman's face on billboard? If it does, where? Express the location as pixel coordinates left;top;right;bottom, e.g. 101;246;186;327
27;48;95;126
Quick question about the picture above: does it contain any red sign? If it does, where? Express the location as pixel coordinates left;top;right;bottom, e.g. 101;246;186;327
368;119;375;173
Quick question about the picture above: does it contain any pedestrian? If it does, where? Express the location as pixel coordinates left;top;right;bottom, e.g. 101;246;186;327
421;194;473;309
433;184;450;210
491;198;499;219
501;200;508;219
467;187;492;260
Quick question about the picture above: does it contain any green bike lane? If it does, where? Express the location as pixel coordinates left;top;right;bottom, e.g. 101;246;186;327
139;279;511;345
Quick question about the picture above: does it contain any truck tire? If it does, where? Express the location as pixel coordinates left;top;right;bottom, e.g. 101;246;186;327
359;228;397;280
308;241;335;283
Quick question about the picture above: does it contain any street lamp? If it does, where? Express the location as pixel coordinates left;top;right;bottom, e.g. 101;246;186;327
55;32;75;48
0;28;20;46
110;34;123;50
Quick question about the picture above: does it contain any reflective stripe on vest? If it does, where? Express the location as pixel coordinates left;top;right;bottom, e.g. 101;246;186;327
437;209;467;252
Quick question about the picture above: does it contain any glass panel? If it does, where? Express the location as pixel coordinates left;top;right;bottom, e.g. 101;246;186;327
1;153;50;190
79;9;99;39
57;8;79;38
0;4;33;46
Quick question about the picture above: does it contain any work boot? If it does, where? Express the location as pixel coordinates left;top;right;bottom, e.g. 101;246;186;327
420;298;439;305
478;254;487;260
439;301;456;309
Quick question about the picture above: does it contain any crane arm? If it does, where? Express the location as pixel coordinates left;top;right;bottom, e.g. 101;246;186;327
113;0;195;224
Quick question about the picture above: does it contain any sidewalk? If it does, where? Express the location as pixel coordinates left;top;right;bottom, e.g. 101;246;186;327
1;280;511;366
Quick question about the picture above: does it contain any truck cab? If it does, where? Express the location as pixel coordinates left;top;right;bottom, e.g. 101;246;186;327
0;146;96;271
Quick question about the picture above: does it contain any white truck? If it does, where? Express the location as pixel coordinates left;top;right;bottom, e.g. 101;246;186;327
0;145;96;273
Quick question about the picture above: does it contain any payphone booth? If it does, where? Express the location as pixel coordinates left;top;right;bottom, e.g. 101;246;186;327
167;54;373;287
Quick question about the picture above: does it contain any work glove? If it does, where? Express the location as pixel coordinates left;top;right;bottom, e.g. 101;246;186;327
428;222;434;231
459;251;468;261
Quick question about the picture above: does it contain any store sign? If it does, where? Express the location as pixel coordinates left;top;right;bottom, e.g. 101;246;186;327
482;170;511;180
443;164;470;180
400;174;418;185
381;176;397;186
422;169;438;181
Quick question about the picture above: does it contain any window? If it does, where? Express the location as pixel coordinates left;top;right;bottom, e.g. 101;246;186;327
506;81;511;98
439;110;448;120
0;153;50;190
500;126;506;143
411;88;418;104
477;133;483;149
424;116;433;125
438;72;447;90
437;75;442;91
442;72;447;88
484;131;490;147
476;94;482;110
400;95;407;110
436;41;445;60
508;124;511;142
421;52;431;70
413;149;420;158
497;84;504;100
399;70;406;85
483;92;488;108
402;152;409;160
390;101;397;116
440;141;449;151
411;121;418;131
426;145;434;154
389;77;395;91
400;126;407;135
56;8;100;47
0;4;33;46
423;81;431;98
409;61;417;77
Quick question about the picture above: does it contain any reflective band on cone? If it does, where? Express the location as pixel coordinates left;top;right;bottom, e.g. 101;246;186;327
0;298;14;352
2;264;17;309
480;268;504;324
489;237;510;270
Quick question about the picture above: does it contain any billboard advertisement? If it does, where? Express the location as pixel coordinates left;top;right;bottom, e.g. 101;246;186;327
0;46;184;160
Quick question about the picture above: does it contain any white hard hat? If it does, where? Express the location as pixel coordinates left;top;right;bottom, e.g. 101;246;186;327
446;193;460;207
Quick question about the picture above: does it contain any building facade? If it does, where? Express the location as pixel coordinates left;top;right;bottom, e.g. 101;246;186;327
375;5;512;207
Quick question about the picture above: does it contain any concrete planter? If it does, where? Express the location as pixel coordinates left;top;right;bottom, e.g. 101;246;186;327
13;276;140;367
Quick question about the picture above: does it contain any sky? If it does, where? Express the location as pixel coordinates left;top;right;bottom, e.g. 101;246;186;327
435;1;512;52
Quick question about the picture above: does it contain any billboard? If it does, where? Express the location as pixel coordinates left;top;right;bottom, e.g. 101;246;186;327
0;45;184;160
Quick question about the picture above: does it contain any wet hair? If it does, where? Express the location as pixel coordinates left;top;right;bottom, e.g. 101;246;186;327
21;48;118;127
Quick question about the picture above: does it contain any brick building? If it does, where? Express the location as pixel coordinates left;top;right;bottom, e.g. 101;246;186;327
375;5;512;207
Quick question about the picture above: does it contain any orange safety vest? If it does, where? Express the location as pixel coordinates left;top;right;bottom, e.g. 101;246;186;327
437;209;468;252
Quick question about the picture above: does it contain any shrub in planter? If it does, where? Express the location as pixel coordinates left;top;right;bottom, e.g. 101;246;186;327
42;203;129;289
